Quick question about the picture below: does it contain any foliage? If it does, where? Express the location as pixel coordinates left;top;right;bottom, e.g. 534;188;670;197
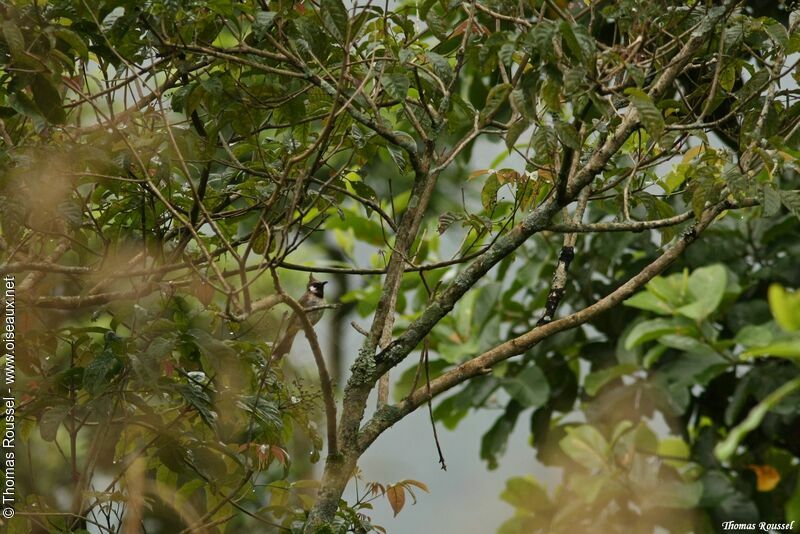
498;265;800;532
0;0;798;532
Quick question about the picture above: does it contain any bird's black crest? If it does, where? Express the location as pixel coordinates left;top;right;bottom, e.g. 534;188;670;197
308;278;327;297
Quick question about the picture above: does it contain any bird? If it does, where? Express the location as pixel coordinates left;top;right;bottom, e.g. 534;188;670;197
271;275;327;360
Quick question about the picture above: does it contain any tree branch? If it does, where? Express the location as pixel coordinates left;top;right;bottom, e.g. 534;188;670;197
269;269;338;457
358;200;731;451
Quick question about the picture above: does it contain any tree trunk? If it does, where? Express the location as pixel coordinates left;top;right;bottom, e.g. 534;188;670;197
304;452;359;532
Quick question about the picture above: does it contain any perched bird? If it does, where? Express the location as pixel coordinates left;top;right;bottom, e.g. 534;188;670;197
271;276;327;360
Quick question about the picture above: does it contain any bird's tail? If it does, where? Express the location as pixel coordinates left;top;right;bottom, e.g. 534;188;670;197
271;330;298;360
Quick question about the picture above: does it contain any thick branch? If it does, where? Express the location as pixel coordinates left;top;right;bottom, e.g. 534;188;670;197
269;269;338;457
372;3;731;375
359;200;731;451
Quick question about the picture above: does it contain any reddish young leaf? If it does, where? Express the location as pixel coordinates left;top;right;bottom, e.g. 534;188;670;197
747;464;781;492
385;484;406;516
400;479;430;493
270;446;289;466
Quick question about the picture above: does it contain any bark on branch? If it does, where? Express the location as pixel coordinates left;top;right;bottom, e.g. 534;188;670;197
358;200;731;451
269;269;338;457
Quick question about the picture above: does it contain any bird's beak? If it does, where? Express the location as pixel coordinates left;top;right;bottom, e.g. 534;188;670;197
321;281;328;285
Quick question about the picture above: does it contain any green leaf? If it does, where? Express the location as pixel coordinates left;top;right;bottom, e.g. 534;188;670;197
559;425;609;471
506;118;529;150
541;79;561;111
178;384;217;429
734;324;773;347
55;29;88;61
480;83;512;125
625;88;664;139
425;12;448;40
647;274;687;307
761;185;782;217
689;166;722;218
9;91;41;120
39;405;69;442
788;475;800;526
737;69;769;105
781;190;800;221
326;208;385;246
2;20;24;58
724;164;754;201
381;72;409;101
83;349;121;397
31;75;66;124
554;120;580;150
500;476;551;512
350;180;378;202
252;11;277;39
720;64;736;91
584;364;638;396
481;173;501;212
320;0;349;40
662;162;689;194
624;291;673;315
657;437;690;461
715;377;800;462
676;264;727;320
764;20;789;48
531;125;557;162
569;472;614;504
425;51;453;83
481;402;521;469
624;318;694;349
742;340;800;359
559;21;594;64
502;366;550;407
642;481;702;509
768;284;800;331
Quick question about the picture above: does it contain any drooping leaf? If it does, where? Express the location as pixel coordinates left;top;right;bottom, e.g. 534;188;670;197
83;349;122;396
320;0;350;40
425;51;453;83
381;72;409;101
481;173;501;212
506;118;529;150
479;83;512;125
39;405;70;442
425;11;448;40
747;464;781;492
386;484;406;516
481;401;521;469
737;69;770;105
400;479;429;493
626;88;664;139
31;75;66;124
761;184;782;217
2;20;24;58
781;190;800;221
55;29;89;61
178;383;218;429
502;366;550;407
554;120;580;150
